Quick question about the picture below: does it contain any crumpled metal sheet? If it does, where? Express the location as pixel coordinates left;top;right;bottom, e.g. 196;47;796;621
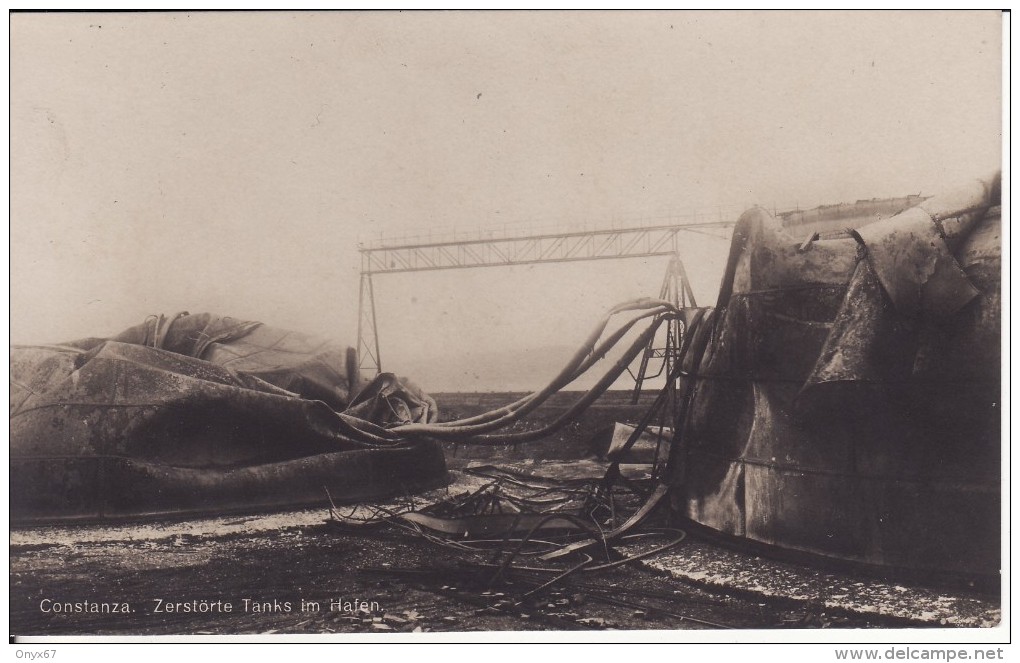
797;258;918;407
346;372;438;427
106;312;359;412
853;174;998;318
10;314;447;523
11;444;447;524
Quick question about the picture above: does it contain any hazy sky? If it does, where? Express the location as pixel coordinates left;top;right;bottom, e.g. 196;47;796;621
9;11;1002;388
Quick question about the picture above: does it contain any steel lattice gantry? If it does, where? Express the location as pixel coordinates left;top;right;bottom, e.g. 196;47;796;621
355;221;732;377
359;222;731;275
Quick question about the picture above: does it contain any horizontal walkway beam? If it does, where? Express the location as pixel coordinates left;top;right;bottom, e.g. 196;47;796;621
360;222;734;275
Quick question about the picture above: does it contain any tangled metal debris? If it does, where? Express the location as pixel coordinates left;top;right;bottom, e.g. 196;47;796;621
325;456;718;628
317;295;727;627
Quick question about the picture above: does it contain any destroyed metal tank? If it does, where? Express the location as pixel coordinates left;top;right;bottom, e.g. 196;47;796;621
10;314;448;522
667;174;1001;579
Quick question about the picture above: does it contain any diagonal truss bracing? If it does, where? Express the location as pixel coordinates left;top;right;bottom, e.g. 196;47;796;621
359;222;732;275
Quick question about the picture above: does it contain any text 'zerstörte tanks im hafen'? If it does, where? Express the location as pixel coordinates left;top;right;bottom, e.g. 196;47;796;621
39;598;382;614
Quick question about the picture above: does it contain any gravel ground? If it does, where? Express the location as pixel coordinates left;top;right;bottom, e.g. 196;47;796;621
11;516;904;636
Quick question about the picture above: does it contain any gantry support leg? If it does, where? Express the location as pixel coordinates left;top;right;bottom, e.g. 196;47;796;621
631;254;694;404
356;271;382;379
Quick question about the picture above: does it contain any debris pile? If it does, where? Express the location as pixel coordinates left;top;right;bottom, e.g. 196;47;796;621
324;454;731;630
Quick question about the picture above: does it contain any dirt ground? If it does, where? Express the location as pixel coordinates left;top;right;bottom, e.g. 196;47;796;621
11;514;909;636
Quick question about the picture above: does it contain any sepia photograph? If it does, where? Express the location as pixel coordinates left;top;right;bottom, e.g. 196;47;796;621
8;8;1007;653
